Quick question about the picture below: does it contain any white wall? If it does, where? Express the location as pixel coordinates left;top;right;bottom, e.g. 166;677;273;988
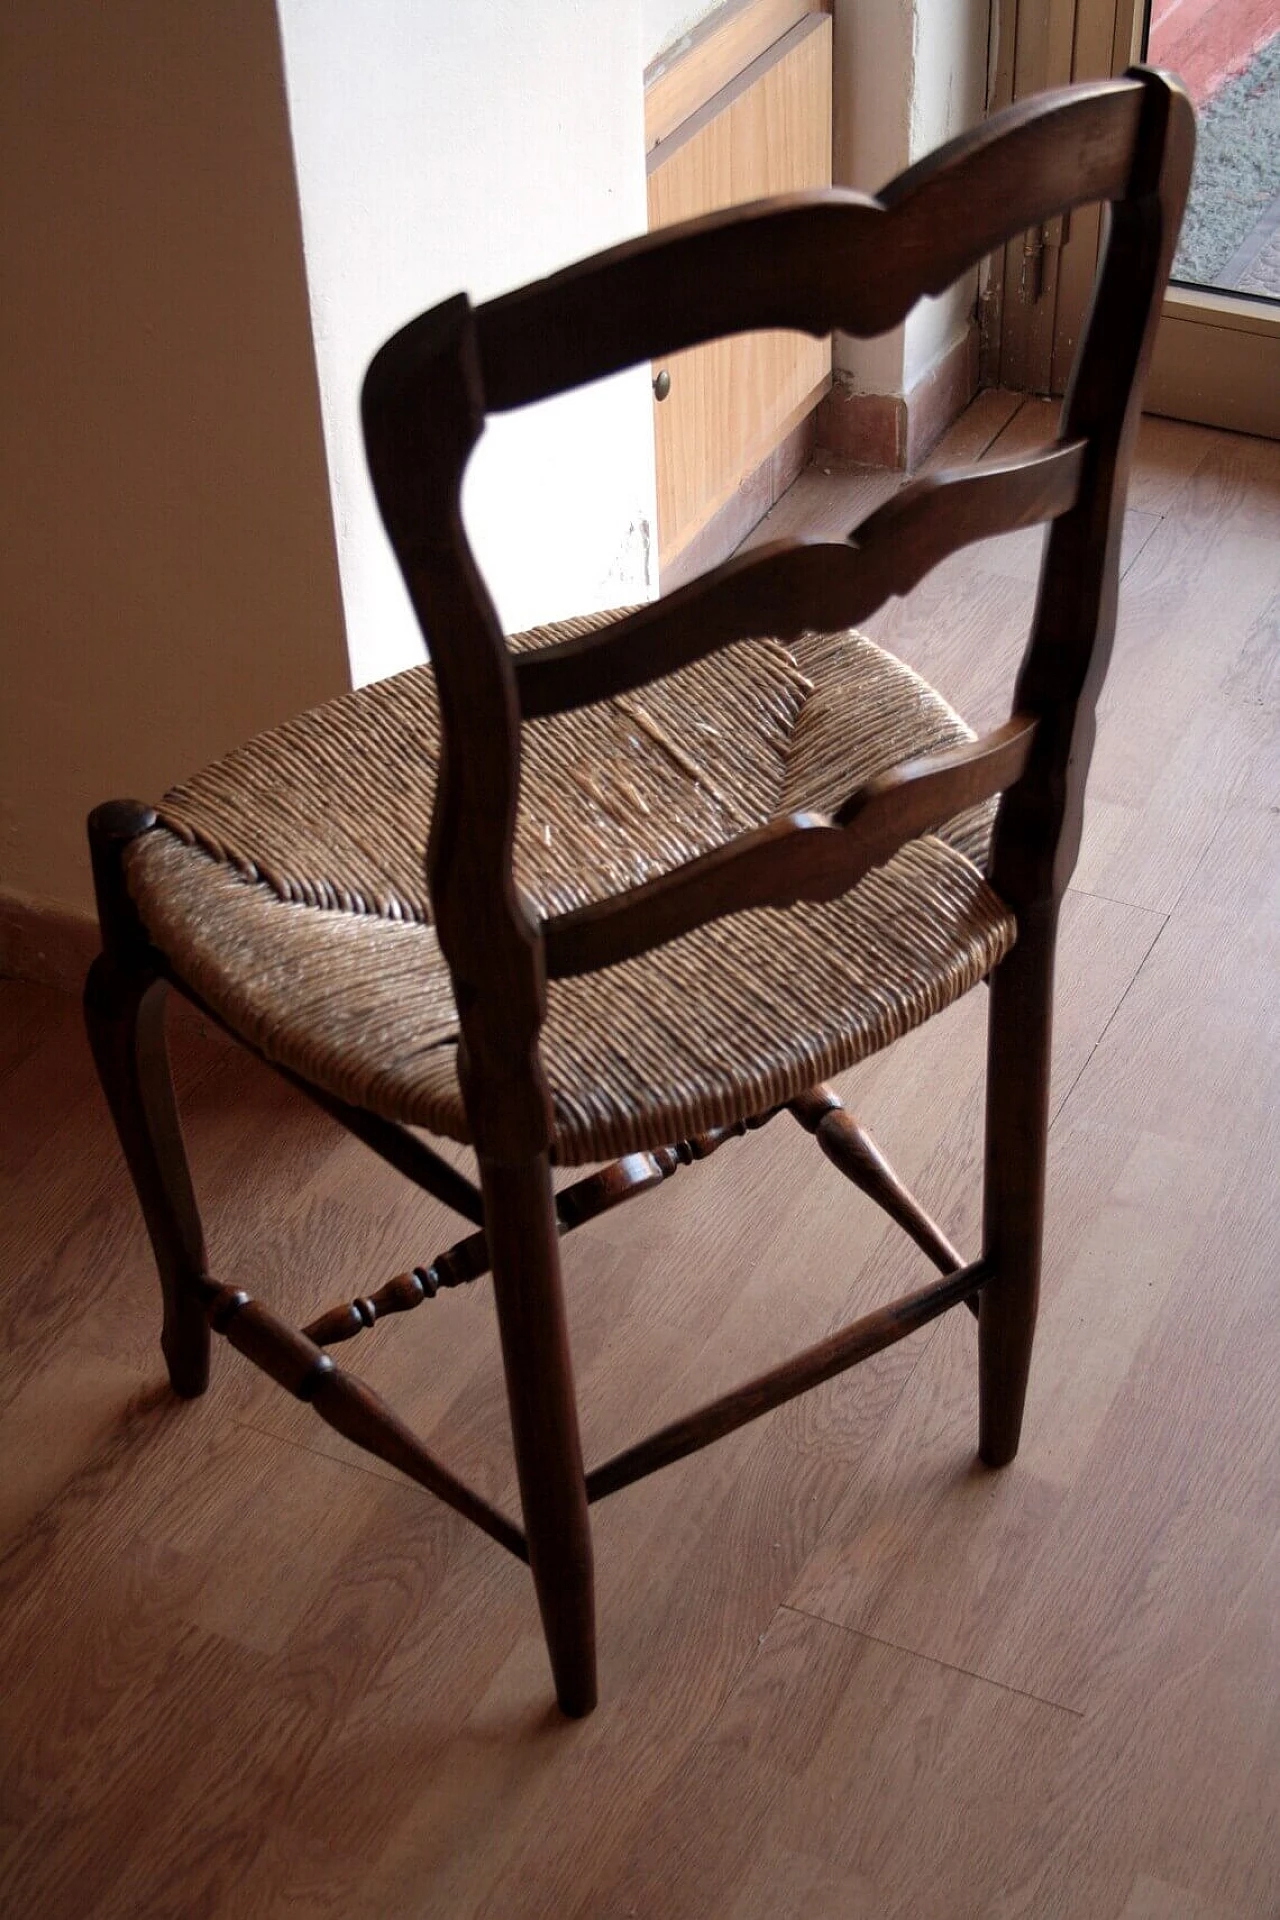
832;0;988;397
903;0;989;388
831;0;914;396
642;0;726;65
277;1;660;686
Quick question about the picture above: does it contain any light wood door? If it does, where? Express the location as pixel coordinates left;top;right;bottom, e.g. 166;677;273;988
647;11;832;573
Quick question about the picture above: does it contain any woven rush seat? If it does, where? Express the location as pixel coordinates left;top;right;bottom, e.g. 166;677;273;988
125;615;1015;1163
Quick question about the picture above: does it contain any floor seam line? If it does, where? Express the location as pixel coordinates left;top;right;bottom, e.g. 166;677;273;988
1117;507;1163;582
777;1602;1085;1718
231;1412;448;1496
1065;883;1165;913
976;395;1024;460
1049;909;1171;1128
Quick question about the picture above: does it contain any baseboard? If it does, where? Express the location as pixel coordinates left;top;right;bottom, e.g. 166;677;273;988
0;887;100;993
817;325;980;470
660;403;820;592
902;324;982;467
0;885;237;1062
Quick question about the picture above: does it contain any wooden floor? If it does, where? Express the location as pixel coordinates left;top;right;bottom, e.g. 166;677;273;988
2;398;1277;1920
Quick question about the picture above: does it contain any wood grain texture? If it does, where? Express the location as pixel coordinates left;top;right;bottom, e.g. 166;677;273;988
0;886;98;993
2;399;1276;1915
585;1256;986;1502
792;1086;967;1280
647;13;832;566
643;0;827;149
659;399;817;592
84;805;212;1399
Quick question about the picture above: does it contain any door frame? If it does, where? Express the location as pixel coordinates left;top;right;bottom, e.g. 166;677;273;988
984;0;1280;437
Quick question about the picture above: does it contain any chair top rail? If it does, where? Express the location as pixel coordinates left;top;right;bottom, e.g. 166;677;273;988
542;718;1037;979
475;79;1145;413
516;440;1086;720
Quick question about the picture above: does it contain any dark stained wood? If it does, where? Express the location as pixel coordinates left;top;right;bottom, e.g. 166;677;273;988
481;1152;597;1717
992;75;1196;915
550;1150;670;1227
206;1282;335;1397
978;901;1059;1465
306;1365;528;1559
204;1278;529;1559
977;73;1195;1464
543;716;1036;978
789;1084;971;1288
84;803;211;1399
356;63;1193;1699
516;441;1086;718
11;399;1274;1912
474;83;1147;408
303;1266;437;1349
646;1107;781;1172
585;1258;989;1503
300;1123;787;1352
370;296;592;1704
86;817;529;1560
363;295;553;1171
302;1150;685;1347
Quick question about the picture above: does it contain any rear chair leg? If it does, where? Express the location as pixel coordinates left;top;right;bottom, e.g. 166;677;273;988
84;802;211;1398
482;1151;597;1718
978;901;1058;1468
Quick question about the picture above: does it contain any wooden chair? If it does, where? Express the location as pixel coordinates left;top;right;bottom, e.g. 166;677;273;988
85;69;1193;1717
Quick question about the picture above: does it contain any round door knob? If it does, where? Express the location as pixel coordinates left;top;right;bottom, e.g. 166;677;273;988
653;369;671;402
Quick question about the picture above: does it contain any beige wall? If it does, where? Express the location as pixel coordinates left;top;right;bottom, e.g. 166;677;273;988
903;0;990;388
2;0;349;914
642;0;727;62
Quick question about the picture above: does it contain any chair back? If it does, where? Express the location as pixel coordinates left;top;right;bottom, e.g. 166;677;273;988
361;68;1194;1161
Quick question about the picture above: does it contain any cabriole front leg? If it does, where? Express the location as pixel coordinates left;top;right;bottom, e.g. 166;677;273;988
85;803;211;1398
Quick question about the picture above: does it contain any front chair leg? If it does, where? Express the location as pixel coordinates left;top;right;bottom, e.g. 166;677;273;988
84;802;211;1398
84;960;212;1398
978;901;1058;1467
482;1151;597;1717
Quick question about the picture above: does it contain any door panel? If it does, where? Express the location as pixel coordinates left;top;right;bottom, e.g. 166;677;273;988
647;11;832;572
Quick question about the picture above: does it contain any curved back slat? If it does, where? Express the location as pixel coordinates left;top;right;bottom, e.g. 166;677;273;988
543;719;1038;978
515;440;1086;719
475;80;1144;412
